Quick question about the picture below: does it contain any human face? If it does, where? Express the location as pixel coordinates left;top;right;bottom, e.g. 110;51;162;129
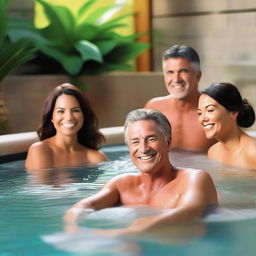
126;120;171;174
51;94;84;136
198;94;238;140
163;58;201;99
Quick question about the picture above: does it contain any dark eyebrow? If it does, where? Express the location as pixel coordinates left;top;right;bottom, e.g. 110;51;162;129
55;106;81;109
166;68;189;73
205;104;216;108
146;134;157;138
129;135;157;142
198;104;216;111
179;68;189;72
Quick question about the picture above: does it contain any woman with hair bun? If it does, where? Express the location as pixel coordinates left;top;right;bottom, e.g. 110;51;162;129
197;82;256;169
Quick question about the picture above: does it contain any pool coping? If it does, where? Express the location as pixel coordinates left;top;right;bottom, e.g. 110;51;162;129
0;126;125;162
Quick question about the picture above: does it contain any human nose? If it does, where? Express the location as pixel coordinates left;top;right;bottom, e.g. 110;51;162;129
198;111;208;124
172;71;181;83
65;110;74;120
138;140;150;153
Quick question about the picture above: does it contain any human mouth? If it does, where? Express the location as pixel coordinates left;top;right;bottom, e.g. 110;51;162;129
203;123;214;130
62;123;76;128
171;83;184;89
138;154;156;160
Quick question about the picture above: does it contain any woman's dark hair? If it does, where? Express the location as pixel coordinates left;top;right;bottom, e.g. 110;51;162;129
201;82;255;128
37;83;105;149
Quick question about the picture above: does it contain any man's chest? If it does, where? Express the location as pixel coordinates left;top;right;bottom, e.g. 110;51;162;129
118;182;183;209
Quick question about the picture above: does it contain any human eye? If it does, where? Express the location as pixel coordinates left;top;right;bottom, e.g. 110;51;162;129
166;70;174;74
207;108;215;113
56;109;64;113
73;108;81;113
197;111;202;116
130;139;139;145
147;136;157;142
180;68;189;73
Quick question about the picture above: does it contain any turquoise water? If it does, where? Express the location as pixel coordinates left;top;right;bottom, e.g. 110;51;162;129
1;145;256;256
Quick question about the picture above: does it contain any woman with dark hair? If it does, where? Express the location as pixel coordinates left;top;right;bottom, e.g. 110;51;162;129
197;82;256;169
26;83;108;169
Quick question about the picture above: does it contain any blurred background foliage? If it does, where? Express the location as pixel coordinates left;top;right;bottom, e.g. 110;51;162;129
8;0;149;80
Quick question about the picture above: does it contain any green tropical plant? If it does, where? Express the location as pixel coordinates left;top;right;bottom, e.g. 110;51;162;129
0;0;36;134
9;0;150;78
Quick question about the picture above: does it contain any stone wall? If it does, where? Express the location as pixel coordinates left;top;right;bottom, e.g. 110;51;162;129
2;73;166;133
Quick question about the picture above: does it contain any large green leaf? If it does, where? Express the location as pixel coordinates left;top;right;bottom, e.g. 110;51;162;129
106;42;150;63
36;0;76;44
77;0;98;22
0;0;36;81
0;38;36;81
95;39;118;55
39;45;83;75
75;23;99;41
80;4;124;24
98;12;133;30
8;27;49;46
74;40;102;63
97;22;128;34
0;0;8;46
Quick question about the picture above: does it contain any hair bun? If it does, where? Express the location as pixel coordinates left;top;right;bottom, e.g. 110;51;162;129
237;98;255;128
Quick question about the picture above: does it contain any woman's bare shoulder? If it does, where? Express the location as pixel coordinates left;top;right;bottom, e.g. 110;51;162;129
86;148;109;164
207;142;221;160
244;136;256;165
25;141;53;169
28;140;52;152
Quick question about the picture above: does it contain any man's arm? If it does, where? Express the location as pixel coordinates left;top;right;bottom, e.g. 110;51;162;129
64;177;120;223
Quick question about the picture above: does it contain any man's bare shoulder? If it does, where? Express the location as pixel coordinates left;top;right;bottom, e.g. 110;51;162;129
176;168;212;183
144;95;173;109
111;173;140;183
105;173;140;190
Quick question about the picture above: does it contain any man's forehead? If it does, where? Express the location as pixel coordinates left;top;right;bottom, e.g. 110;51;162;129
165;57;191;66
127;120;162;136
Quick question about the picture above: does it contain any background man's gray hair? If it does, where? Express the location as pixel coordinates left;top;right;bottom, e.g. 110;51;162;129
162;44;201;72
124;109;172;143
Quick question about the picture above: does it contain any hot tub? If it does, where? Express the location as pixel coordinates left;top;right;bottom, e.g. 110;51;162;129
0;128;256;256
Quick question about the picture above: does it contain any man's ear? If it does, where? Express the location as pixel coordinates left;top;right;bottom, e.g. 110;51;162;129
197;71;202;81
167;136;172;151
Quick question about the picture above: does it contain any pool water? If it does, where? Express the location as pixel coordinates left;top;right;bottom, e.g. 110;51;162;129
1;145;256;256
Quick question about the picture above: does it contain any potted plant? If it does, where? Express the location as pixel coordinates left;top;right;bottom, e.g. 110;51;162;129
0;0;36;134
9;0;150;88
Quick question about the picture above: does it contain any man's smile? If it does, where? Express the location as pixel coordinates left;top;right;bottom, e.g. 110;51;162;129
138;153;156;160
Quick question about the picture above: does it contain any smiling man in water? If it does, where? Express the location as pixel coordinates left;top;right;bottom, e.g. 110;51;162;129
64;109;218;235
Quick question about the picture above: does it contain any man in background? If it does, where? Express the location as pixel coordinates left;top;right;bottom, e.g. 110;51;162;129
145;44;215;151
